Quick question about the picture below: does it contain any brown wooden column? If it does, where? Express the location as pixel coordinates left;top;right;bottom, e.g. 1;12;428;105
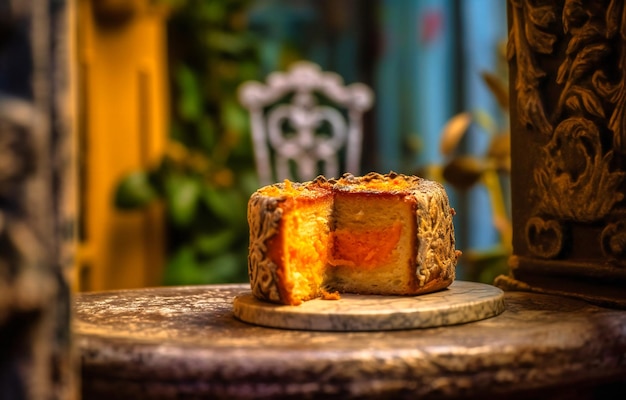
0;0;76;398
497;0;626;308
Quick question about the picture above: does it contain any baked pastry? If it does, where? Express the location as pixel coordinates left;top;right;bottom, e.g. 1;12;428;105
247;172;460;305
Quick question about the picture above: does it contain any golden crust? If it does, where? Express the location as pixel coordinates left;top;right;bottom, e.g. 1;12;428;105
247;172;460;305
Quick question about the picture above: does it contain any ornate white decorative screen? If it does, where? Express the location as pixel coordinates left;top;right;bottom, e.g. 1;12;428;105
238;61;374;186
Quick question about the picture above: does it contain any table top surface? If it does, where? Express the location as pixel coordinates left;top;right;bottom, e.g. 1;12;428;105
74;283;626;400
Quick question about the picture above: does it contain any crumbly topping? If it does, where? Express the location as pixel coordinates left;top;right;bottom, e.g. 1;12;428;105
334;172;427;193
256;172;431;198
320;288;341;300
257;178;331;199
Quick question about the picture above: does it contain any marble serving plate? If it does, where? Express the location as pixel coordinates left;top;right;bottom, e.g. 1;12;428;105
233;280;505;331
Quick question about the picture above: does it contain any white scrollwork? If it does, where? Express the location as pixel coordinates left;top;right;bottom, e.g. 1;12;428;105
238;61;374;185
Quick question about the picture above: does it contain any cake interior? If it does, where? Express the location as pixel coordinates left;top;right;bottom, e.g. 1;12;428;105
327;192;416;295
277;189;417;304
279;195;333;304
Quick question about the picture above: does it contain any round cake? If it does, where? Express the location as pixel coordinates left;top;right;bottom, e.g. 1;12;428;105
247;172;461;305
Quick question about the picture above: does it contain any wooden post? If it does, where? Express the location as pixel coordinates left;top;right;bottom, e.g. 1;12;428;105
75;0;169;291
0;0;76;397
497;0;626;308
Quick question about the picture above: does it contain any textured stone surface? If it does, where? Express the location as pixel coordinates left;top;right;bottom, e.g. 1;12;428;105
75;284;626;399
233;281;504;331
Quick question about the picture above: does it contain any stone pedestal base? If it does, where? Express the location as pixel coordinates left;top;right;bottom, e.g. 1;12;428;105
233;280;505;331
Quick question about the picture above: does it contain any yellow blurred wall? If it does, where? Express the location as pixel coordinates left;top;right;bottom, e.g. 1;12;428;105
75;0;169;291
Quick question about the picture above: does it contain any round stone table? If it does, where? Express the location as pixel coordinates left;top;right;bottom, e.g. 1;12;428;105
74;284;626;399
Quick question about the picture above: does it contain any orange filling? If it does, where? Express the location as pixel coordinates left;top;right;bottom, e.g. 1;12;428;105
329;222;402;268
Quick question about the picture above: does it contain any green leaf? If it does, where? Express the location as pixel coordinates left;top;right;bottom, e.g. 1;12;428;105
221;98;248;134
164;247;246;285
202;186;246;224
200;1;226;23
239;170;261;196
201;252;245;283
163;246;199;286
169;120;185;143
165;174;202;227
194;230;237;256
239;61;259;81
114;171;158;209
206;31;250;55
175;64;203;122
197;116;217;152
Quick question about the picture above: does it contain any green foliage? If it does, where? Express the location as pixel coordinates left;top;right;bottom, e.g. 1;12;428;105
115;0;261;285
115;171;159;209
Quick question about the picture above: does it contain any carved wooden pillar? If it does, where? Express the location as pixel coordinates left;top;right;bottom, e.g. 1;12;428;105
497;0;626;308
0;0;76;398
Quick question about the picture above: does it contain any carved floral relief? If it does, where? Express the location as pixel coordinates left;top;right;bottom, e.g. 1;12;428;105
508;0;626;262
247;194;284;302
